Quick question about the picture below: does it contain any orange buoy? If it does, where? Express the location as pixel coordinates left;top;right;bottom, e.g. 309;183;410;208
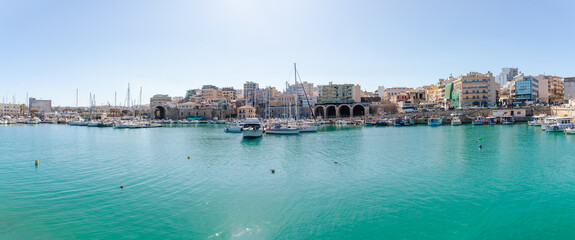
187;156;190;159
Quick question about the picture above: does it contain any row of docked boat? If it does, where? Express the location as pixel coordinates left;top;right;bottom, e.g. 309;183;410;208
0;116;64;124
471;116;515;125
225;118;319;138
68;118;161;129
157;119;228;124
530;115;575;134
366;115;459;126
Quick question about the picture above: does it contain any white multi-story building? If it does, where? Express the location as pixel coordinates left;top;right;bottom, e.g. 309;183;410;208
375;86;385;98
285;81;317;107
0;103;22;116
382;87;413;101
150;94;172;106
317;82;361;104
496;68;519;87
243;81;259;106
536;75;564;104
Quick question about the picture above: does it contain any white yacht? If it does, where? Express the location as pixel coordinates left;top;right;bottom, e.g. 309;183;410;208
113;121;133;129
242;118;264;138
547;117;574;132
298;122;318;132
472;116;485;125
541;117;556;131
224;121;243;133
265;123;300;135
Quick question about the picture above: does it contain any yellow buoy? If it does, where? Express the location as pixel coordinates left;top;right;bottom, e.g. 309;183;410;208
187;156;190;159
35;160;39;165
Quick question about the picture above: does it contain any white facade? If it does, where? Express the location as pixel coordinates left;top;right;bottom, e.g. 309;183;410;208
150;94;172;106
536;75;550;103
0;103;21;116
285;81;317;107
243;81;259;106
375;86;385;98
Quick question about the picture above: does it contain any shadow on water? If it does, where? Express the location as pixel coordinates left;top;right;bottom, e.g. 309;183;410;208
241;137;262;146
318;124;363;132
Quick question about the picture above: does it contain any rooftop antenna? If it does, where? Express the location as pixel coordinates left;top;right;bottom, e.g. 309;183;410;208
139;86;142;108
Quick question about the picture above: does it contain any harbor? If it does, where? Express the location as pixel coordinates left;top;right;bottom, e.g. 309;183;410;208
2;122;575;239
3;0;575;238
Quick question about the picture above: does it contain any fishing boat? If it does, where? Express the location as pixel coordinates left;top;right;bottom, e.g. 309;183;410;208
528;115;544;126
472;116;485;125
375;119;388;126
451;116;462;126
242;118;263;138
353;120;365;126
427;117;442;126
393;117;404;126
500;116;514;125
403;116;414;126
265;123;300;135
486;116;497;125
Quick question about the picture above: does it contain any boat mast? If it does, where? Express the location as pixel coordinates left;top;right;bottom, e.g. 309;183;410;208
296;68;316;121
294;63;298;120
286;81;290;120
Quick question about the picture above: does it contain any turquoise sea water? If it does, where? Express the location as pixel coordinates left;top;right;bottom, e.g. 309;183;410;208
1;124;575;239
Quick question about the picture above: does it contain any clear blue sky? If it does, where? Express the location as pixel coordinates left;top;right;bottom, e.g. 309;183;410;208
1;0;574;106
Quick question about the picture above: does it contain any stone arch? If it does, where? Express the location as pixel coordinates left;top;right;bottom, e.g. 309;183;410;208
352;105;365;117
326;105;337;118
154;106;167;119
314;106;325;118
339;105;351;118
